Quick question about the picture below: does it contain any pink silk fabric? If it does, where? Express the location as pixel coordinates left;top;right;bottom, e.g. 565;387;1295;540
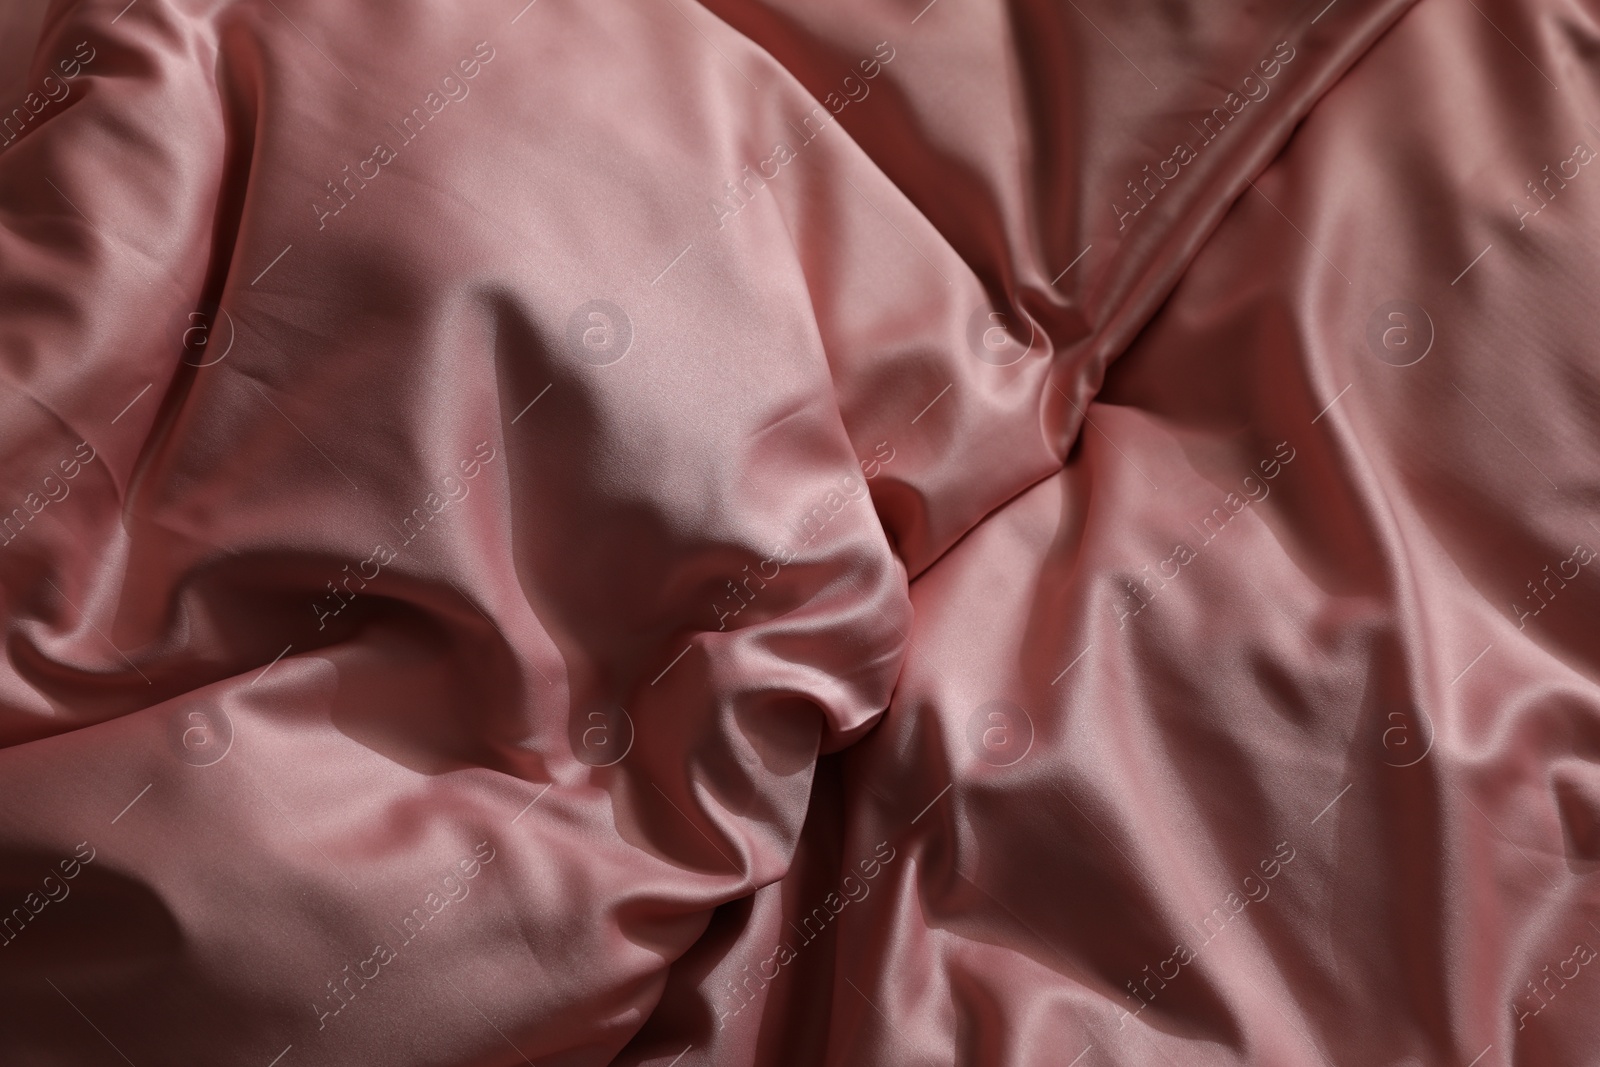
1;0;1598;1063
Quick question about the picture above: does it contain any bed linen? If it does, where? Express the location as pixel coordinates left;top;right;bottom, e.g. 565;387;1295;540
0;0;1598;1064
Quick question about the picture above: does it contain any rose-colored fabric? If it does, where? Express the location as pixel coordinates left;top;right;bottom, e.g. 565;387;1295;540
2;0;1598;1064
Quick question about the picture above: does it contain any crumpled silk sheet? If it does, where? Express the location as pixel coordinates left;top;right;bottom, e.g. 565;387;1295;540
2;0;1598;1063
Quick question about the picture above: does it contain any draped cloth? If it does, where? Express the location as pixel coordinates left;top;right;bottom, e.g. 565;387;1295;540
0;0;1596;1063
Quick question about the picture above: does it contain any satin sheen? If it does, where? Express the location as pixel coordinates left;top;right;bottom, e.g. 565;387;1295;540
0;0;1597;1064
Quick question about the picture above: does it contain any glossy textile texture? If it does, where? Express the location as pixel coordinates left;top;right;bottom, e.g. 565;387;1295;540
0;0;1597;1064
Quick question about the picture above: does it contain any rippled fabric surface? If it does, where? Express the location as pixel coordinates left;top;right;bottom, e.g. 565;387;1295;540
2;0;1598;1064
